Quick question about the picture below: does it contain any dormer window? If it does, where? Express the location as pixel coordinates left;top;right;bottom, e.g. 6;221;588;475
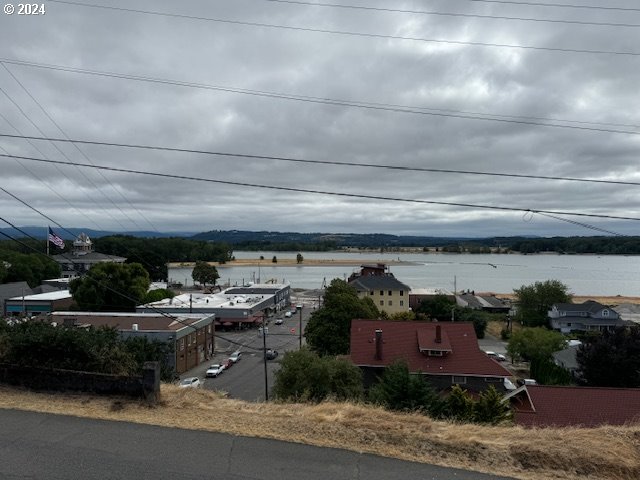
602;309;609;317
428;350;444;357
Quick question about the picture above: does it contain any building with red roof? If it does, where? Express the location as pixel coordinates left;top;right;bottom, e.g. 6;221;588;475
506;385;640;427
350;319;513;393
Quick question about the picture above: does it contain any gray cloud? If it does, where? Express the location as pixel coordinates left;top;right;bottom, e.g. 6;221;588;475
1;0;639;237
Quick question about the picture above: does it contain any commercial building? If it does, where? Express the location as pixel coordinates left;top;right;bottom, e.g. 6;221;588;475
49;311;215;374
4;290;74;316
136;283;291;329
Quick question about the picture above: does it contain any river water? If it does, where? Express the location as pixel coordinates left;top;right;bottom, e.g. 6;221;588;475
167;251;640;296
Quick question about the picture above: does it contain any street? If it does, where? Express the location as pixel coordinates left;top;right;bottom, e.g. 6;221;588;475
0;409;514;480
182;301;311;402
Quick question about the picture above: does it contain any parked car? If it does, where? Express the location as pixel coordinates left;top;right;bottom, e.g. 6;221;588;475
222;358;233;370
179;377;201;388
485;351;507;362
229;351;242;363
284;311;292;318
206;364;225;378
264;349;279;360
275;318;284;325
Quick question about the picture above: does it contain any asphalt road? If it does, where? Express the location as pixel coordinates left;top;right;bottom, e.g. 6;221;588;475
183;307;311;402
0;409;515;480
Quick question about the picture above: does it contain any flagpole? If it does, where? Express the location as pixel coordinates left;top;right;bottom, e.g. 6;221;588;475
46;225;49;256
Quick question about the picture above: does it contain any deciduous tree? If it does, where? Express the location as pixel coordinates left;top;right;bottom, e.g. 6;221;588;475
507;327;566;363
513;280;572;327
191;261;219;287
304;279;379;356
577;326;640;388
70;262;150;312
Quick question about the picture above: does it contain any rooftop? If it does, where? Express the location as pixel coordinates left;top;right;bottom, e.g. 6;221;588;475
9;290;72;301
350;320;511;378
507;385;640;427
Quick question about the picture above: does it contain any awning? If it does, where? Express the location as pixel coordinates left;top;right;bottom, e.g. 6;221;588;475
222;322;233;326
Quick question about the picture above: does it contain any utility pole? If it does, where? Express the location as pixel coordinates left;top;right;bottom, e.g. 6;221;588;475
298;304;303;348
262;324;268;402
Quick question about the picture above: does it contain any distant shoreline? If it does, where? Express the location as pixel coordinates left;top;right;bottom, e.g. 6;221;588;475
167;259;417;268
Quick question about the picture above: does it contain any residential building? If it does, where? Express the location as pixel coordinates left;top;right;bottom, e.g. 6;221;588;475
456;292;510;314
51;233;126;278
548;301;624;333
350;319;513;393
50;311;215;374
506;385;640;427
348;264;410;315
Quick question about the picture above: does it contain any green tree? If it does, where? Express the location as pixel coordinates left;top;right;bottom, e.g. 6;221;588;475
191;261;219;287
2;252;61;287
296;253;304;264
460;310;488;339
507;327;566;363
415;294;456;321
513;280;572;327
70;262;150;312
368;360;444;416
577;326;640;388
304;279;379;356
530;357;572;386
273;348;363;402
142;288;175;304
445;385;475;422
473;386;513;425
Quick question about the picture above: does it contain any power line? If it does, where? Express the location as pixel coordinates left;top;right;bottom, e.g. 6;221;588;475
0;218;263;352
47;1;640;56
256;0;640;28
0;83;134;232
0;60;638;135
1;134;639;186
453;0;640;13
1;62;160;233
2;152;639;223
536;212;627;236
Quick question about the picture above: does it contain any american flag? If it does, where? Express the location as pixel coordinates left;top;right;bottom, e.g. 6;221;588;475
48;227;65;249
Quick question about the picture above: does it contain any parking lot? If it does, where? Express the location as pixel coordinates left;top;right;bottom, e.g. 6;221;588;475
181;301;311;402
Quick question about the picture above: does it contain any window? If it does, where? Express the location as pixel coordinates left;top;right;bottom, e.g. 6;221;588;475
388;300;392;306
602;309;609;317
400;301;404;306
561;311;566;317
428;350;443;356
452;376;467;384
369;291;374;295
380;290;384;296
399;290;404;296
485;377;501;383
180;339;185;351
388;290;392;296
380;300;384;306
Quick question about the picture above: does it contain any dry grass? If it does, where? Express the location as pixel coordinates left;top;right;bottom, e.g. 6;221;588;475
1;384;639;480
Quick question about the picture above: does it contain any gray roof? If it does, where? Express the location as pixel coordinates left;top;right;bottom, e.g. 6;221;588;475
225;287;281;295
51;252;127;264
553;301;607;314
349;275;410;291
553;346;579;371
1;282;33;314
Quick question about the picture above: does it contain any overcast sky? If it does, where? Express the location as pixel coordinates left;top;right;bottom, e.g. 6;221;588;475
1;0;639;238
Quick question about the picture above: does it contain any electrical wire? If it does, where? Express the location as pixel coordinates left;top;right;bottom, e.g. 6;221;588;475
0;220;264;352
452;0;640;13
2;151;638;223
1;134;639;186
1;62;160;233
46;1;640;56
0;85;133;232
256;0;640;28
2;58;638;135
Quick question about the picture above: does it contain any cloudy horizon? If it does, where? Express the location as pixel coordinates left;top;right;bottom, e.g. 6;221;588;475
1;0;639;238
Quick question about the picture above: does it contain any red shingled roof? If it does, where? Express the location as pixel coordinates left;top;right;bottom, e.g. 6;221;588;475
509;385;640;427
350;319;511;377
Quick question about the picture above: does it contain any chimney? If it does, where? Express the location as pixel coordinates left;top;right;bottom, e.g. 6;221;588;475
374;329;383;360
435;325;442;344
